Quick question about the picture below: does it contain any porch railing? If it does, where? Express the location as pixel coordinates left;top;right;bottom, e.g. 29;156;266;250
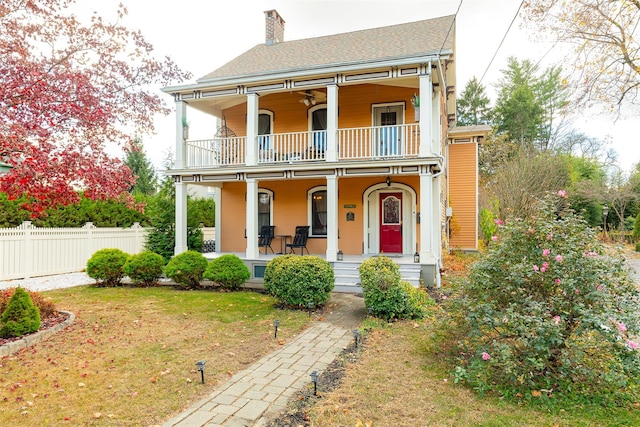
338;123;420;160
258;130;326;164
184;124;420;169
186;136;246;168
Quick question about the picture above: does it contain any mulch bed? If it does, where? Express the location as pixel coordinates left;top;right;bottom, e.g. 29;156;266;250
0;312;69;347
265;335;366;427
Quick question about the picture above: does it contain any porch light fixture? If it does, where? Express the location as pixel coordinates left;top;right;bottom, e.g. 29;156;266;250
303;98;311;106
414;251;420;263
310;370;319;395
337;250;343;261
196;360;206;384
386;176;391;187
274;319;280;338
353;329;360;349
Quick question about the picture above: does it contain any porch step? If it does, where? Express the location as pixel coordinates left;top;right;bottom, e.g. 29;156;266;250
332;261;422;293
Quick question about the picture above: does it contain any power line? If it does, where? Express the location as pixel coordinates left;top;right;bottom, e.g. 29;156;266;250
439;0;464;55
479;0;525;85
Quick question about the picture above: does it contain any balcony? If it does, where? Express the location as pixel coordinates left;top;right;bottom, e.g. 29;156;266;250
184;123;420;169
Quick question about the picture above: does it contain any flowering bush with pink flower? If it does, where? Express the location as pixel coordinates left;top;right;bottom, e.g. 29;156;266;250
446;194;640;405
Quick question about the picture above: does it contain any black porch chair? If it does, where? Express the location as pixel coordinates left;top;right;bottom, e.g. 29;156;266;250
258;225;276;254
286;225;310;255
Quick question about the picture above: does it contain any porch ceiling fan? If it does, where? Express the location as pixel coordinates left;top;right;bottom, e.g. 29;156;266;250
297;90;326;106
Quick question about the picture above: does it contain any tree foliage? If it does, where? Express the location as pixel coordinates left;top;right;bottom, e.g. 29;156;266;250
523;0;640;110
456;77;491;126
124;138;157;196
0;0;190;215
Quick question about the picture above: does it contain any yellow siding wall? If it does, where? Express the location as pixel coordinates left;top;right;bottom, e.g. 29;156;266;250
220;176;420;255
448;143;477;250
222;84;420;135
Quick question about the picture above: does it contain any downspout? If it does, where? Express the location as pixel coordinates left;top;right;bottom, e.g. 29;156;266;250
431;164;445;288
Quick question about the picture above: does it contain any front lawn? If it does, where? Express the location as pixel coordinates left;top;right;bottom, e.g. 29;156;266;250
0;286;309;426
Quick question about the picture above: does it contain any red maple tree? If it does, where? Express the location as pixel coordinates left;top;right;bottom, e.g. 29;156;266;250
0;0;190;216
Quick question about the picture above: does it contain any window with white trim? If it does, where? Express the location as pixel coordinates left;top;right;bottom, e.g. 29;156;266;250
308;186;327;237
258;189;273;231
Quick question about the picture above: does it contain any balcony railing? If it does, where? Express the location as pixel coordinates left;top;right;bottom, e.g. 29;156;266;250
338;124;419;160
184;124;420;169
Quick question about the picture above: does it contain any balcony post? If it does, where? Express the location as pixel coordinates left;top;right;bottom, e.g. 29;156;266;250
419;71;433;157
246;178;259;259
326;175;338;261
175;101;187;169
246;93;259;166
326;84;339;162
174;178;188;255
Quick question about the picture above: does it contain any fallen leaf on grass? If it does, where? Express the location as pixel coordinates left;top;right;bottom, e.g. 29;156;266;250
93;412;102;419
531;390;542;397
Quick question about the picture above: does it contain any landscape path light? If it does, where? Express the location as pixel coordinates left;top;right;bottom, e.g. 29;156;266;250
274;319;280;338
196;360;206;384
310;370;318;395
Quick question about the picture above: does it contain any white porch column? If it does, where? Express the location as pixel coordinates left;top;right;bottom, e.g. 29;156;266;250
419;72;433;157
431;173;442;261
174;180;188;255
246;94;259;166
326;85;339;162
419;168;434;263
175;101;187;169
246;178;259;259
432;84;441;156
326;175;339;261
214;185;222;253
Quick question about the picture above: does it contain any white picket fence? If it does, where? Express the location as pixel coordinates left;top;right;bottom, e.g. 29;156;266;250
0;222;148;281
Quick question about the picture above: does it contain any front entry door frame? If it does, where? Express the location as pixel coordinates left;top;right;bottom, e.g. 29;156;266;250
363;182;417;255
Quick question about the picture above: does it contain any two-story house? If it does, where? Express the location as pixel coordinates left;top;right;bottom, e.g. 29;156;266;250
162;11;488;291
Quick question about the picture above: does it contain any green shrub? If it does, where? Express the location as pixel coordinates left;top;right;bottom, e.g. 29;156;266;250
86;248;129;286
0;287;41;338
0;288;57;318
448;193;640;405
358;256;433;320
203;254;250;290
635;241;640;252
164;250;208;288
123;250;165;286
264;255;334;308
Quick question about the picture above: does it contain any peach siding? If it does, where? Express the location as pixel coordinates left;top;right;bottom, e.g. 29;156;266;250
448;142;477;250
219;176;420;255
222;84;419;135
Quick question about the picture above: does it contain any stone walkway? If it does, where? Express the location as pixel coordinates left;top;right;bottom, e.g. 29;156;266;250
162;293;366;427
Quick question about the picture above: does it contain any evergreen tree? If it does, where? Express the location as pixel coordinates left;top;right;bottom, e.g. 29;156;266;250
456;77;491;126
124;138;157;195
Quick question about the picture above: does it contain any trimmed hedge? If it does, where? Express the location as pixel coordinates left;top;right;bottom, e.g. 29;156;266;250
359;256;433;320
86;248;129;286
203;254;250;290
164;250;208;288
264;255;334;308
123;250;165;286
0;287;41;338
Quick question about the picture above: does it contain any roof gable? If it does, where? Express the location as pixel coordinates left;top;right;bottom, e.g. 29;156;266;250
198;14;455;83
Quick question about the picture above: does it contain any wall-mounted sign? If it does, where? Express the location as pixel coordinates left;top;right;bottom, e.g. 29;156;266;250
346;211;355;221
343;204;356;208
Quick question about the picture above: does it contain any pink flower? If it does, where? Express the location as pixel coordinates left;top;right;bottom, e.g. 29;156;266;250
555;278;561;285
557;190;567;198
596;284;604;291
555;255;563;262
494;218;503;226
547;233;554;240
540;262;549;273
628;340;639;350
542;249;551;257
491;235;498;241
575;289;580;294
618;322;627;332
481;352;491;360
553;315;561;325
584;251;598;257
533;265;539;272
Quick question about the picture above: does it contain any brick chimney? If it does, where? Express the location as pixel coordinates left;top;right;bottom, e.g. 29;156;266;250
264;10;285;46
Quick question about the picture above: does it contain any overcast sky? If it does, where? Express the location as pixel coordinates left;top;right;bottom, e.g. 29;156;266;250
72;0;636;173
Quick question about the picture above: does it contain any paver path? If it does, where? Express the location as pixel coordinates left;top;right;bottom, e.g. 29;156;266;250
162;293;366;427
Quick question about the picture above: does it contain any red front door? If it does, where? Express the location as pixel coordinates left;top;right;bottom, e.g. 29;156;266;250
380;192;402;253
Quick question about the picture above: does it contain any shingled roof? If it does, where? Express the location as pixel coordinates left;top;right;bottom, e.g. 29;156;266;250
198;14;455;83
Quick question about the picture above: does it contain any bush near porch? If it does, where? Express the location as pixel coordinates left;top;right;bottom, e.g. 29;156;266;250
358;255;434;320
264;255;334;308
